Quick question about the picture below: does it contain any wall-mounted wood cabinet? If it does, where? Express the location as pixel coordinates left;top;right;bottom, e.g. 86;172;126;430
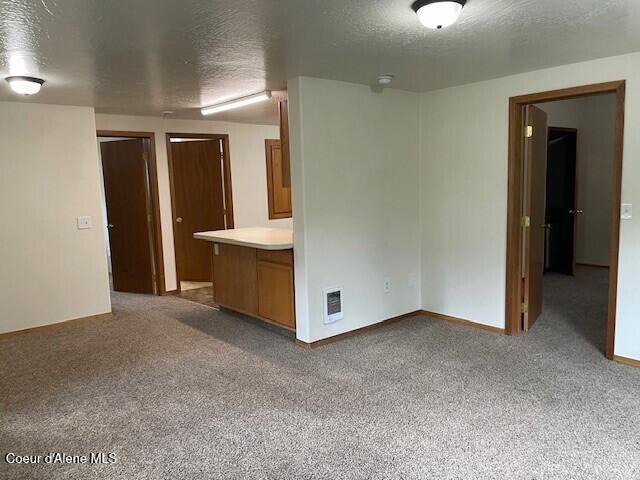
279;99;291;188
265;139;292;219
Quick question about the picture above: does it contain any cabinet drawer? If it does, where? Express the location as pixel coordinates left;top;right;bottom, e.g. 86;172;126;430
257;248;293;266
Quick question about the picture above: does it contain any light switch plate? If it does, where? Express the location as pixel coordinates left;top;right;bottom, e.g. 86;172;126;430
77;216;92;229
621;203;632;220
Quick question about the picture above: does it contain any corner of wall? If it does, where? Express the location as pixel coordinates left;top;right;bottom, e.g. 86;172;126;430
287;77;312;343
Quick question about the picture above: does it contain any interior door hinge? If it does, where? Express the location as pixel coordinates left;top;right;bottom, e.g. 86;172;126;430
521;216;531;228
525;125;533;138
521;302;528;314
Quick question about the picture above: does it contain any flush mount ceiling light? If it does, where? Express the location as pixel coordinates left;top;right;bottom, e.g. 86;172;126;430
5;76;45;95
377;75;394;86
201;91;272;116
412;0;466;29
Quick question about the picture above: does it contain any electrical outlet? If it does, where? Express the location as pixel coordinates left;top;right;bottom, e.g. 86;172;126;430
621;203;632;220
383;277;391;294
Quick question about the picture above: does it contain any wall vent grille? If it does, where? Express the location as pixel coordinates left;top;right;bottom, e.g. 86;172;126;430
323;287;343;324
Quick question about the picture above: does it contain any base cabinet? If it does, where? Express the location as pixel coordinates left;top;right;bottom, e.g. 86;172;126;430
212;243;258;316
257;261;295;328
212;244;295;330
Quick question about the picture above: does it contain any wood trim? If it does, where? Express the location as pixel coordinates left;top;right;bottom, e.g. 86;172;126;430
572;128;580;276
509;81;625;105
421;310;506;335
97;130;166;295
505;96;525;335
296;311;422;348
166;133;235;292
613;355;640;369
576;262;610;269
505;80;625;361
548;126;579;133
97;130;155;139
606;81;626;360
0;312;112;338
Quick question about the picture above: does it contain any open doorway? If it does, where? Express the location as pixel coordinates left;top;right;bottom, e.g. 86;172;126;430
96;130;165;295
544;127;578;276
166;134;234;294
505;81;625;360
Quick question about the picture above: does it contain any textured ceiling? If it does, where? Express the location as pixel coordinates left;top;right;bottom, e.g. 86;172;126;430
1;0;639;125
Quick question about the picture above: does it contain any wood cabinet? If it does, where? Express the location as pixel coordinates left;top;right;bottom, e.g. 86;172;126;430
279;99;291;188
257;250;295;328
212;243;295;330
265;139;292;219
212;243;258;316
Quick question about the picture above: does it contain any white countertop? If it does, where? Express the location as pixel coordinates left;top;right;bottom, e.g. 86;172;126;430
194;227;293;250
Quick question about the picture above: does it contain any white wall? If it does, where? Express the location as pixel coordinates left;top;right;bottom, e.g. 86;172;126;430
94;114;286;292
419;51;640;360
289;77;421;343
0;102;111;334
537;95;616;267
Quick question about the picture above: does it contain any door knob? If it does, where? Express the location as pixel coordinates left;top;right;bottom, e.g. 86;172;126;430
569;209;584;215
542;224;551;229
107;224;115;229
176;217;183;223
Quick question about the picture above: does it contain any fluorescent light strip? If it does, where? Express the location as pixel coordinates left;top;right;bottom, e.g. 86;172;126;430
201;91;271;116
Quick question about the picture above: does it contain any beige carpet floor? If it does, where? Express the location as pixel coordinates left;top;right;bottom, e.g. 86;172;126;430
1;267;639;479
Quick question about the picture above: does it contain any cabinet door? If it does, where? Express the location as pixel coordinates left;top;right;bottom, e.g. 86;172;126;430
265;139;292;219
257;261;295;328
213;243;258;315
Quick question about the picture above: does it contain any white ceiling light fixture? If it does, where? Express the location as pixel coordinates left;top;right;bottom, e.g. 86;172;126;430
5;76;45;95
201;91;272;116
377;75;394;86
412;0;466;29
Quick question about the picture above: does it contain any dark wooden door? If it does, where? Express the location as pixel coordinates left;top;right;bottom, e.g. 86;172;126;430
523;105;548;331
101;139;155;294
545;128;578;275
171;140;226;282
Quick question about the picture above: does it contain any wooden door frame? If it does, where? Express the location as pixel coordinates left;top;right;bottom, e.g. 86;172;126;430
545;126;579;276
166;133;234;292
96;130;166;295
505;80;625;360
